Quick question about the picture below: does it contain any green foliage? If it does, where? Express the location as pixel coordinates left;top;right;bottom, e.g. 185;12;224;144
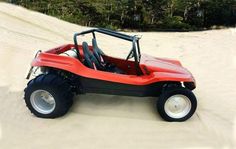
161;16;192;30
4;0;236;31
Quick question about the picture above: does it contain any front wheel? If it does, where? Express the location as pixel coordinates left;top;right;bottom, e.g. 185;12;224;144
24;74;74;118
157;87;197;122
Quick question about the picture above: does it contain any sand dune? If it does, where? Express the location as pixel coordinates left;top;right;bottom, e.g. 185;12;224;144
0;2;236;149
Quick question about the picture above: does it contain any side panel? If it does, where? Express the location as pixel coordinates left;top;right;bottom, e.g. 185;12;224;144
78;76;166;97
102;55;138;75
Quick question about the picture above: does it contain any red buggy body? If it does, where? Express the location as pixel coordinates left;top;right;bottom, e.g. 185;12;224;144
24;28;197;121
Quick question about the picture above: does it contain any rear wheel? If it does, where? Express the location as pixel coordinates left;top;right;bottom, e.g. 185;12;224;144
157;87;197;122
24;74;74;118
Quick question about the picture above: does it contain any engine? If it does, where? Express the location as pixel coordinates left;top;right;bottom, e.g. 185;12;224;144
60;48;78;58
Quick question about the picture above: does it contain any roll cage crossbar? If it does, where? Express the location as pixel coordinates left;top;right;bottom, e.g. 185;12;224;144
73;28;142;75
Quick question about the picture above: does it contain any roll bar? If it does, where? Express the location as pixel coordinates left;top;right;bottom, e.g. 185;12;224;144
73;28;142;75
74;28;136;42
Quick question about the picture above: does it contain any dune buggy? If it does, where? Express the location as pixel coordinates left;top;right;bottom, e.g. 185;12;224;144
24;28;197;122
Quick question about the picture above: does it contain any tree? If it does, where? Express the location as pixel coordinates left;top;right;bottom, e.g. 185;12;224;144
5;0;236;30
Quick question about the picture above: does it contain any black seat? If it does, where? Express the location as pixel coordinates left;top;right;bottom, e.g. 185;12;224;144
82;42;103;70
92;38;104;63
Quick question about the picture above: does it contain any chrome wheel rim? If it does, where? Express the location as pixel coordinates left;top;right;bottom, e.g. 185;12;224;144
30;90;56;114
164;94;191;119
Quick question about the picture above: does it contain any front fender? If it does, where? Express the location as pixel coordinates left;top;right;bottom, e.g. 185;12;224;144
152;72;196;89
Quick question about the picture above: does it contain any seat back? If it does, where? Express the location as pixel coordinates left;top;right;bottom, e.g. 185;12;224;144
82;42;102;70
92;38;104;63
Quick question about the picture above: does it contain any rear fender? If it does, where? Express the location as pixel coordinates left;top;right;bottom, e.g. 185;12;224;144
31;52;83;75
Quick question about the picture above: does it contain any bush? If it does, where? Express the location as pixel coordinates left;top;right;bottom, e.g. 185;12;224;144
160;16;192;30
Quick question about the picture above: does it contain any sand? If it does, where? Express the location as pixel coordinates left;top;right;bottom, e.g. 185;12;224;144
0;2;236;149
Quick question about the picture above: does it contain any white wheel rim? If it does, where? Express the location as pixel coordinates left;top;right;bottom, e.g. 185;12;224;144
30;90;56;114
164;94;191;119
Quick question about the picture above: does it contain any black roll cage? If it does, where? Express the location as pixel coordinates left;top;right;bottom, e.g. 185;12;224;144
74;28;141;62
73;28;142;75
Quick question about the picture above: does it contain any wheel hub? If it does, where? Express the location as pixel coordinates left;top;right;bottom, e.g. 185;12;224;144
30;90;56;114
164;94;191;119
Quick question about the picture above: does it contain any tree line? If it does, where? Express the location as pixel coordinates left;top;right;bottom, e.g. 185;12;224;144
6;0;236;31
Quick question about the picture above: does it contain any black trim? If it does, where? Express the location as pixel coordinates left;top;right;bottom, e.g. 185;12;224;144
184;82;196;90
137;40;141;59
76;76;166;97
